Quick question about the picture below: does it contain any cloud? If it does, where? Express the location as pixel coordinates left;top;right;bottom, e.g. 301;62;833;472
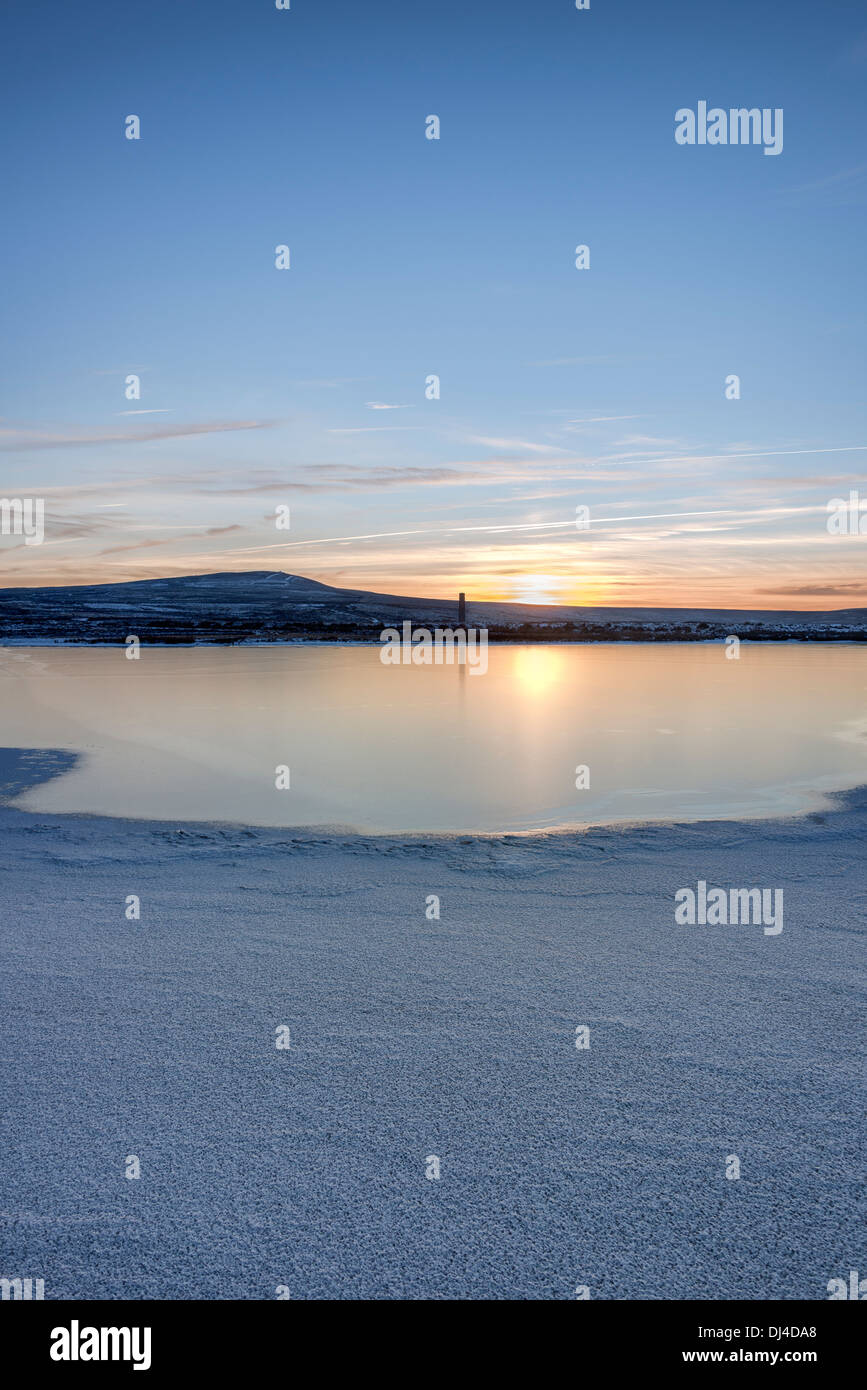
7;462;537;504
96;539;167;557
365;402;413;411
288;377;370;388
0;420;274;452
613;434;682;449
565;415;643;426
761;582;867;598
781;162;867;196
726;473;867;491
224;506;747;556
6;512;126;544
776;161;867;207
191;465;477;493
94;523;243;556
594;444;867;472
468;435;569;455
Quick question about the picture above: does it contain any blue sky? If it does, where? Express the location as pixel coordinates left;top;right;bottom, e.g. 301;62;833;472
1;0;866;606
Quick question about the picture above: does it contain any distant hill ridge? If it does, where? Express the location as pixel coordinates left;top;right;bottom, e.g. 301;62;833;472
0;570;865;643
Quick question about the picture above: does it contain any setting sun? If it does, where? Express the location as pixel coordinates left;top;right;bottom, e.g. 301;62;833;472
514;574;568;605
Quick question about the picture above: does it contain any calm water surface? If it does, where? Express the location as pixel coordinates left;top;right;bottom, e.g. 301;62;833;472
1;644;866;832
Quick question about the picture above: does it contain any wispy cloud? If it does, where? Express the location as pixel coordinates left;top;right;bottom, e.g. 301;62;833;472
0;420;274;451
613;434;682;449
776;161;867;207
327;425;425;434
95;524;244;557
224;506;787;555
761;582;867;597
288;377;370;388
468;435;569;455
781;161;867;196
565;415;643;426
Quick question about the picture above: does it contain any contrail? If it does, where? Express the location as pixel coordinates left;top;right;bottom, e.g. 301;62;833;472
224;444;867;555
227;505;816;554
597;444;867;468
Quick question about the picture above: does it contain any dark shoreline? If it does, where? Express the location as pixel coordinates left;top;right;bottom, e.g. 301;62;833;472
3;626;867;646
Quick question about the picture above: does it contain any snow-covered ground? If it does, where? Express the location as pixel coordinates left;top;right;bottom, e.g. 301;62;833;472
0;747;862;1298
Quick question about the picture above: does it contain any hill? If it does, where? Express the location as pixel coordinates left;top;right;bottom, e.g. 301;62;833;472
1;571;865;644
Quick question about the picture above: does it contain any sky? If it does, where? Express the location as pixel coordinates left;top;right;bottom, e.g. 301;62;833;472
1;0;866;609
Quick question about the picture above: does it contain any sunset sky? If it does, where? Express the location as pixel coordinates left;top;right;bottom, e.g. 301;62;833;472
1;0;866;609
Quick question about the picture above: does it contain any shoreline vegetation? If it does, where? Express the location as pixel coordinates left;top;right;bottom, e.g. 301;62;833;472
5;630;867;645
1;570;866;645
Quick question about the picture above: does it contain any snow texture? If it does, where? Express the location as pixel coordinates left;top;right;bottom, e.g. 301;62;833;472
0;747;863;1299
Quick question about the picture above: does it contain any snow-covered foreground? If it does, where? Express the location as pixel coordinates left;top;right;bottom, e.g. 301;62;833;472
0;749;863;1299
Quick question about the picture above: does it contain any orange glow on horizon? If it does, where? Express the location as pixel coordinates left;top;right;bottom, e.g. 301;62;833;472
0;557;863;613
508;574;572;606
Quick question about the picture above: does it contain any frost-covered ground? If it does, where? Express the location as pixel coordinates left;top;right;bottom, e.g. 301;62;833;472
0;747;863;1299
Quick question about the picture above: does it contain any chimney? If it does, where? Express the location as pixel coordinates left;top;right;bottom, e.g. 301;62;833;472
458;591;466;627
